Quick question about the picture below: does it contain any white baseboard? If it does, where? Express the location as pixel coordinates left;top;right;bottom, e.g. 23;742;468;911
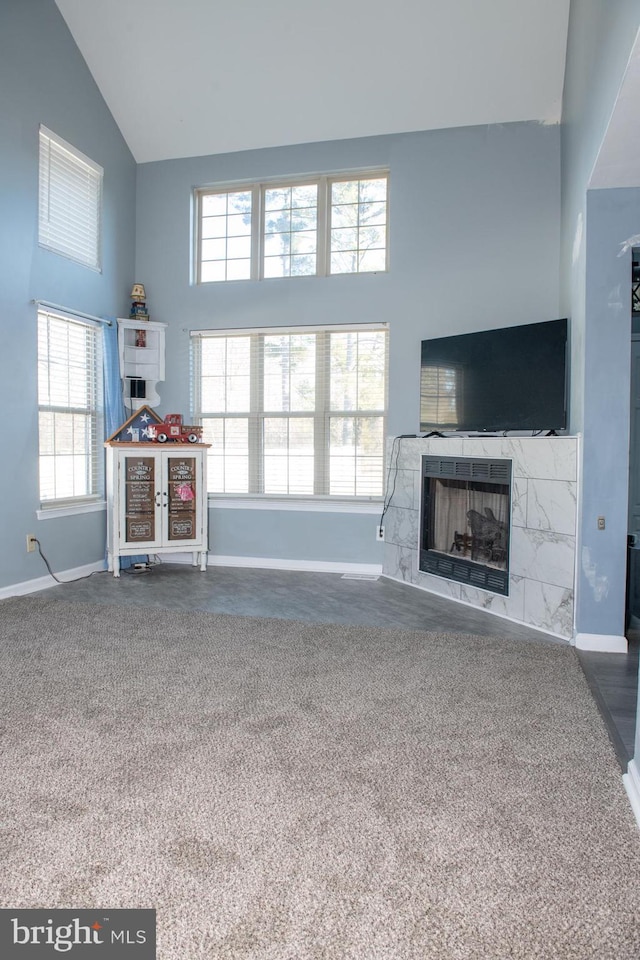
0;560;106;600
623;759;640;830
163;552;383;578
574;632;628;653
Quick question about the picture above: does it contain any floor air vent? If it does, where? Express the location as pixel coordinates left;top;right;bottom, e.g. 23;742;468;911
341;573;380;581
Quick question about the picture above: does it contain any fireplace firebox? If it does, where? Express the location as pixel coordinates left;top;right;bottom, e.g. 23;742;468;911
420;456;512;595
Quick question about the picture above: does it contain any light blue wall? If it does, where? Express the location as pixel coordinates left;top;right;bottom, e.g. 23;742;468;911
561;0;640;431
581;189;639;638
0;0;136;588
561;1;640;645
136;122;561;565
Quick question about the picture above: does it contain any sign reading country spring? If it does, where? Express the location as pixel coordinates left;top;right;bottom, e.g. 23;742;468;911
0;909;156;958
125;456;155;543
168;457;196;541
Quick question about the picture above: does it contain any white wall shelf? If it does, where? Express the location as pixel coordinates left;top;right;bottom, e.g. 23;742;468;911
117;318;167;410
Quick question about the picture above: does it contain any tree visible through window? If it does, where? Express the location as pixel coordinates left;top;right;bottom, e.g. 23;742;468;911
192;326;388;497
264;184;318;278
196;172;388;282
330;177;388;274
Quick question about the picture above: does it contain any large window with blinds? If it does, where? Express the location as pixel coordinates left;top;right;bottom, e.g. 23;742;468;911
37;309;104;507
191;325;388;498
38;126;103;271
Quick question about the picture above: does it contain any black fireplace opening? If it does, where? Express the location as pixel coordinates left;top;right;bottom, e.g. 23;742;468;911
420;456;512;595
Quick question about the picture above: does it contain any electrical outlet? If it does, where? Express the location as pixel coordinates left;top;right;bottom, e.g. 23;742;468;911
597;516;606;531
376;525;385;541
26;534;37;553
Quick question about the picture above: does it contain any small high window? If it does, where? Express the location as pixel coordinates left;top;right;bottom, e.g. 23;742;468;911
330;177;388;274
38;126;103;271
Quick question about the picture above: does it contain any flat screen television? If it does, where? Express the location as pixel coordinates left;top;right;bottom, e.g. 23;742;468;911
420;318;568;433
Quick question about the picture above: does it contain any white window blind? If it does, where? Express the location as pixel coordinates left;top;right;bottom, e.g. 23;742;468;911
38;126;103;271
37;309;104;507
192;325;388;499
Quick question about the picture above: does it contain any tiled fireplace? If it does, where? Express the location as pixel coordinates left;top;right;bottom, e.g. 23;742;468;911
382;436;578;640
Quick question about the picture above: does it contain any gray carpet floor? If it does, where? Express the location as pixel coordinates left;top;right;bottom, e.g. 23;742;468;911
1;596;639;959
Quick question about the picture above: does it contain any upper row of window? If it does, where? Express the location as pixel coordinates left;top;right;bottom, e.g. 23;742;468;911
195;174;389;283
37;125;389;285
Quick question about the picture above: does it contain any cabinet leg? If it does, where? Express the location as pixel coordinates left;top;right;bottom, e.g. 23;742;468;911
200;551;207;572
113;556;120;578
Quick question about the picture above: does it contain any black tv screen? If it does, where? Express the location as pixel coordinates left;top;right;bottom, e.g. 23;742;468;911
420;318;568;433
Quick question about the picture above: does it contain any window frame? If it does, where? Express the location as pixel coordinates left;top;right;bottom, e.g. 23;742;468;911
37;308;105;511
38;126;103;272
261;179;323;280
194;171;389;284
191;323;389;502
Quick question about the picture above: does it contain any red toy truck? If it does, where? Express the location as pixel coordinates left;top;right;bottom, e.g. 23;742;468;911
148;414;203;444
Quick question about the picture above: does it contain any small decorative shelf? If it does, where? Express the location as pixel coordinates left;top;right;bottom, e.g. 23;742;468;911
117;318;167;410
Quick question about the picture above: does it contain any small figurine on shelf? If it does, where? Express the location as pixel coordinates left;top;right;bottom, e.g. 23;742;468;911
130;282;149;320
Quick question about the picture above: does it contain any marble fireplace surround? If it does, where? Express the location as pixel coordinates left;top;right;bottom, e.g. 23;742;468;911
382;436;578;641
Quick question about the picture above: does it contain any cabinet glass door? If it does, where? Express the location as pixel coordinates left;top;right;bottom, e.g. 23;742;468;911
166;455;199;542
123;454;157;544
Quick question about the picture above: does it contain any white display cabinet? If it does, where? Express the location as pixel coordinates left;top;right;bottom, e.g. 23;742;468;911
117;318;167;410
105;442;209;576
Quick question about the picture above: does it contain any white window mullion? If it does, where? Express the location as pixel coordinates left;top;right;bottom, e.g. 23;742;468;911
314;332;330;495
190;336;202;414
316;177;329;278
250;333;264;493
252;184;262;281
194;193;204;285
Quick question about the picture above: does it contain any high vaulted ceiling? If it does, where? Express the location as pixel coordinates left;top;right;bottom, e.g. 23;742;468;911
55;0;571;165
